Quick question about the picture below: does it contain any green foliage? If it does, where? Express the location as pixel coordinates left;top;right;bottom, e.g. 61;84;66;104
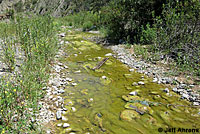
153;1;200;74
61;11;100;31
0;15;58;133
140;23;156;44
100;0;165;43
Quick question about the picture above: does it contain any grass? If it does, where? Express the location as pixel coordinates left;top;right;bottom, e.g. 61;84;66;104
0;15;59;133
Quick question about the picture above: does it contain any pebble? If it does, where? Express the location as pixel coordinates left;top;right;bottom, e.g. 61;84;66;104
105;53;113;56
129;91;138;96
46;130;51;134
182;93;189;100
138;81;145;85
163;88;169;93
63;123;70;128
129;69;134;72
57;123;62;127
172;87;178;92
72;83;77;86
56;110;62;120
102;76;107;79
62;116;68;121
74;70;81;73
193;102;199;106
66;77;72;81
153;77;158;83
71;107;76;112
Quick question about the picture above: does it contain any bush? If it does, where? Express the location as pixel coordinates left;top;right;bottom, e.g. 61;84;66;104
100;0;166;43
0;15;58;133
140;23;156;44
153;1;200;73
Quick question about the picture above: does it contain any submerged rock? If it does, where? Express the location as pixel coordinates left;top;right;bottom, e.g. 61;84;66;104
129;91;138;96
63;123;70;128
120;110;140;121
124;102;153;115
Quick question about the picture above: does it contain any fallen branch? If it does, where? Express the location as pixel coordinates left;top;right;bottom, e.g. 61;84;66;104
92;57;109;70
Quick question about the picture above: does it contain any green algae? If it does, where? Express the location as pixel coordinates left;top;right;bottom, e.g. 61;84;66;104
55;28;200;134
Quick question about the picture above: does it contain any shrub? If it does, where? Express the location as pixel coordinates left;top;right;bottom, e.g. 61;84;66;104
153;1;200;73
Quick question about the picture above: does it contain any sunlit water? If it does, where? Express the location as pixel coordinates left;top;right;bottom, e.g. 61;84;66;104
55;29;200;134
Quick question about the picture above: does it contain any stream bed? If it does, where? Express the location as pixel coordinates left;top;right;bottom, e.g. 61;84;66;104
55;28;200;134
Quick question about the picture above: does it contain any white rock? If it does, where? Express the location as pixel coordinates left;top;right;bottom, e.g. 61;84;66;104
56;110;62;120
63;123;70;128
138;81;145;85
64;65;68;69
62;116;68;121
193;102;199;106
46;130;51;134
153;77;158;83
66;78;72;82
129;91;138;96
74;70;81;73
57;123;62;127
72;83;77;86
102;76;107;79
105;53;113;56
71;107;76;112
129;69;134;72
182;93;189;99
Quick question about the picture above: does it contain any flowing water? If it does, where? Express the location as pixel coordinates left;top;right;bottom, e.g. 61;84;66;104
55;29;200;134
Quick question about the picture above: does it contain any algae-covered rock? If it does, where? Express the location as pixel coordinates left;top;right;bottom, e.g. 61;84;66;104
122;95;142;102
124;74;132;79
120;110;140;121
124;102;153;115
100;77;112;85
105;60;113;65
125;86;132;90
81;89;88;95
153;95;160;100
160;111;170;121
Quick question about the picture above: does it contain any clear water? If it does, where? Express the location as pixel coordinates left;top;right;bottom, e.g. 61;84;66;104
55;29;200;134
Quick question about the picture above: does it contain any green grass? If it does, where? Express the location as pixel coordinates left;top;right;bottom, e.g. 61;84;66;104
0;15;59;133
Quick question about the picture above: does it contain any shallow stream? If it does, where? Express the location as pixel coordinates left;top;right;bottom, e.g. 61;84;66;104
56;29;200;134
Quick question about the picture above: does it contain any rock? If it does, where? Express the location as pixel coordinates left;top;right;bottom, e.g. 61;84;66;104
71;107;76;112
58;33;65;37
72;83;77;86
182;93;189;100
120;110;140;121
88;98;94;102
56;110;62;120
138;81;145;85
129;69;134;72
46;130;51;134
129;91;138;96
58;89;65;94
63;123;70;128
153;77;158;83
66;77;72;82
172;87;178;92
62;116;68;121
163;88;169;93
57;123;62;127
102;76;107;79
64;65;68;69
74;70;81;73
105;53;113;57
132;82;138;86
193;102;199;106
